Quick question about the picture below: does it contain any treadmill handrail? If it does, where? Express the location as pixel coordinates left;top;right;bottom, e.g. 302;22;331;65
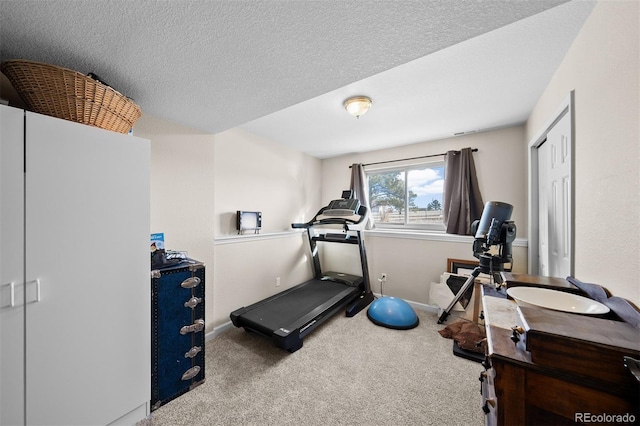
291;204;368;229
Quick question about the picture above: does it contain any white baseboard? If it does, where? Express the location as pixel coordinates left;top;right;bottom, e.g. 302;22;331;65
107;401;149;426
206;321;234;342
372;292;440;314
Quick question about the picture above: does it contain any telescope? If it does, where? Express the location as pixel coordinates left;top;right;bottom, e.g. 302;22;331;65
438;201;516;324
472;201;516;275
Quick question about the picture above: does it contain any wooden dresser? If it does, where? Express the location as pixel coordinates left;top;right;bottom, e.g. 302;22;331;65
480;294;640;425
499;272;580;293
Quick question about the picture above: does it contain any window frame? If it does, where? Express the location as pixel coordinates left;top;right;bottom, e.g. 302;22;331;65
365;160;446;232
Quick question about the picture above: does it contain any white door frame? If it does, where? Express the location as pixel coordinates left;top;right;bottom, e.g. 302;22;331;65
527;91;575;276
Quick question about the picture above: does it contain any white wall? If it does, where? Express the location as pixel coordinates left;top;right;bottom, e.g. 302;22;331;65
215;234;315;319
321;126;529;303
364;235;527;304
135;114;216;329
526;0;639;304
213;128;322;328
322;126;528;235
138;121;323;330
213;128;322;235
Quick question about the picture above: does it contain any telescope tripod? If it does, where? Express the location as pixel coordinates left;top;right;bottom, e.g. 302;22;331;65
438;248;512;324
437;266;483;324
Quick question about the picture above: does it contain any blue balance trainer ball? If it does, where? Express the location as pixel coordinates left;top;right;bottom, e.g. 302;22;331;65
367;296;419;330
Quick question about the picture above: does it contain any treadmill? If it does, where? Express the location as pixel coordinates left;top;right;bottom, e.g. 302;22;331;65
230;193;375;352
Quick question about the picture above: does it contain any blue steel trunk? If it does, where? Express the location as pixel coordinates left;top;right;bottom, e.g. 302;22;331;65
151;260;205;410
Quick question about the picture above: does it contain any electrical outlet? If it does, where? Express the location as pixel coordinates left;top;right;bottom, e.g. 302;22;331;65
276;277;281;287
380;273;387;281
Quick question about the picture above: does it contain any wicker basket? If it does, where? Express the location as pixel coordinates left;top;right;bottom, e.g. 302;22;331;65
0;59;141;134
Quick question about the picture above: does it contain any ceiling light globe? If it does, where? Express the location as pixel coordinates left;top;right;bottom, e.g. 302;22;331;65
344;96;372;118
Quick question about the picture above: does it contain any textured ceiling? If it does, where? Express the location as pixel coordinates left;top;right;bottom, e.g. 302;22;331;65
0;0;595;158
242;0;596;158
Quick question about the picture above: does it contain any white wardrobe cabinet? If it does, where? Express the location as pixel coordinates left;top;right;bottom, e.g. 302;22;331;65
0;105;151;426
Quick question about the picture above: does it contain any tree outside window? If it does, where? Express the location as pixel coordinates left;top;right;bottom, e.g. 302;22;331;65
367;163;445;230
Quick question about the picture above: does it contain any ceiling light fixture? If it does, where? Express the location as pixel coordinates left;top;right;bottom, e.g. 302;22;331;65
344;96;372;119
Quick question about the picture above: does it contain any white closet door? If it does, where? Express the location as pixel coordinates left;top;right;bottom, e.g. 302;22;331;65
0;105;26;426
24;112;150;425
538;112;572;278
537;140;550;276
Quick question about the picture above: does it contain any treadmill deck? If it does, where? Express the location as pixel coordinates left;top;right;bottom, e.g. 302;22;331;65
230;277;363;351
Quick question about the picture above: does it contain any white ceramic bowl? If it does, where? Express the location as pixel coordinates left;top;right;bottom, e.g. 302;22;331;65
506;286;610;315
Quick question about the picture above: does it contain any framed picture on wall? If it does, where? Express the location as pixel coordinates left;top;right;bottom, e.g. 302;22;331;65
447;258;492;283
447;258;478;275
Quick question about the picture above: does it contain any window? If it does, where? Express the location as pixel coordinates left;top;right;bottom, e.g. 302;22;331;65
367;162;445;230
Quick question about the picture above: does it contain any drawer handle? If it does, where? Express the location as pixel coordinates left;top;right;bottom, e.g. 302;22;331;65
624;356;640;383
185;346;202;359
28;279;41;304
184;297;202;309
482;398;496;414
181;277;201;289
0;282;16;308
180;319;205;335
181;366;201;381
479;371;486;394
510;326;524;344
482;357;491;370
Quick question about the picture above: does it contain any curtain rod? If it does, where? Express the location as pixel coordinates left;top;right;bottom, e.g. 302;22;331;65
349;148;478;168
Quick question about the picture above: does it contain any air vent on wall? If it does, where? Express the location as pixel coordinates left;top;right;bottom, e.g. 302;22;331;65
453;130;478;136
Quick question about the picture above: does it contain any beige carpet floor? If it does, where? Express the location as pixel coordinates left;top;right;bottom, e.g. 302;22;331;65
138;308;485;426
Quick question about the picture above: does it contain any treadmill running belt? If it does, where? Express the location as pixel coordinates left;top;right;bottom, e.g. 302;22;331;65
239;279;358;332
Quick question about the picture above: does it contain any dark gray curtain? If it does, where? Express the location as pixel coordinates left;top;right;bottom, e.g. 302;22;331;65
349;163;374;230
443;148;484;235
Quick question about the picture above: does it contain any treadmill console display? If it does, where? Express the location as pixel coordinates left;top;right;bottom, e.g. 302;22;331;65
324;198;360;216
